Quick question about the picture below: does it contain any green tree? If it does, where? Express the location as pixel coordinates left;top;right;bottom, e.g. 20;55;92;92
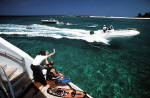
148;12;150;17
137;13;142;17
143;12;149;17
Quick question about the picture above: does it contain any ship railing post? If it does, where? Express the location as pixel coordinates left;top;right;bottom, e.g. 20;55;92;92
0;66;15;98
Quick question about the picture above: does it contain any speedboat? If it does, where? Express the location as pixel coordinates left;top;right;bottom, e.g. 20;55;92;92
105;28;114;33
104;25;114;33
0;37;92;98
90;29;114;35
90;25;114;35
41;19;59;24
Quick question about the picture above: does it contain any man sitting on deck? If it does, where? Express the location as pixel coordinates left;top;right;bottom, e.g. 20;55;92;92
45;53;64;80
45;51;70;85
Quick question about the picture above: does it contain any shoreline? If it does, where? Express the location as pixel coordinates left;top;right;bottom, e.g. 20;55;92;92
90;16;150;20
0;15;150;20
110;17;150;20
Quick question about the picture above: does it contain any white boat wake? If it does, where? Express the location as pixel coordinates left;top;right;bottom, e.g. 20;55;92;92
0;24;140;45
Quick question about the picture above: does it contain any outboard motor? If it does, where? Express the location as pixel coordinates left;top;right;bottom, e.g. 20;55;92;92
90;30;94;35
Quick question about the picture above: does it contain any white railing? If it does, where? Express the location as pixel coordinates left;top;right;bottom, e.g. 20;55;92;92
0;50;23;65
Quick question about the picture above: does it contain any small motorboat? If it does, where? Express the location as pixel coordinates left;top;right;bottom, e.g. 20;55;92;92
56;21;64;25
26;26;32;29
66;22;72;25
90;25;114;35
106;25;114;32
103;25;114;33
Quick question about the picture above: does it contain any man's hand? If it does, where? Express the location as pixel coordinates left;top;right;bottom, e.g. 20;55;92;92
46;50;49;56
53;49;55;53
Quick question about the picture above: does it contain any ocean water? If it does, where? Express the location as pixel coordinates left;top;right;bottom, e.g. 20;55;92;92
0;16;150;98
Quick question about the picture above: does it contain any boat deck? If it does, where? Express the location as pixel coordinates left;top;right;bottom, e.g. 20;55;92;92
21;80;72;98
0;53;92;98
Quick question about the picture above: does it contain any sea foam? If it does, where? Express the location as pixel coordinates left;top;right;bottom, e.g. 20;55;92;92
0;24;140;45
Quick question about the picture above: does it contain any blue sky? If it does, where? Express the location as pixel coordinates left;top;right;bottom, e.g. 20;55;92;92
0;0;150;16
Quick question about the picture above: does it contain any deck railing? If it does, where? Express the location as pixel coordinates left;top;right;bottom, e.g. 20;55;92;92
0;50;23;65
0;66;15;98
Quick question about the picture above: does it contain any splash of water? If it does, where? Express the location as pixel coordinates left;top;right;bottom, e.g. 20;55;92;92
0;24;140;45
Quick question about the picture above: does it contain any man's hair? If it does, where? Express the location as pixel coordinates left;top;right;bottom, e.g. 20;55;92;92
47;61;54;67
50;61;54;65
38;50;46;56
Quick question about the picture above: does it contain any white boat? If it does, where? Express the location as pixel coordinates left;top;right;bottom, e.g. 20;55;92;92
104;25;114;33
105;29;114;33
66;22;72;25
41;19;59;24
56;21;64;25
0;37;92;98
90;25;114;35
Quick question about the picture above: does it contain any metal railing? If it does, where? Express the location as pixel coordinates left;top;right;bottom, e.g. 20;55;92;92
0;50;23;65
0;66;15;98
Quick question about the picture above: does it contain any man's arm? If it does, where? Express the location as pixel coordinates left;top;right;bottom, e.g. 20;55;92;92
51;69;64;77
47;49;55;58
45;51;49;65
45;57;49;65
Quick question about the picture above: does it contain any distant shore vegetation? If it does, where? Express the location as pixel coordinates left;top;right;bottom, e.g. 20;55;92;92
137;11;150;18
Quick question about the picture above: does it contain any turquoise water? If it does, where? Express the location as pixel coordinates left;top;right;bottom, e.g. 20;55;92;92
0;16;150;98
